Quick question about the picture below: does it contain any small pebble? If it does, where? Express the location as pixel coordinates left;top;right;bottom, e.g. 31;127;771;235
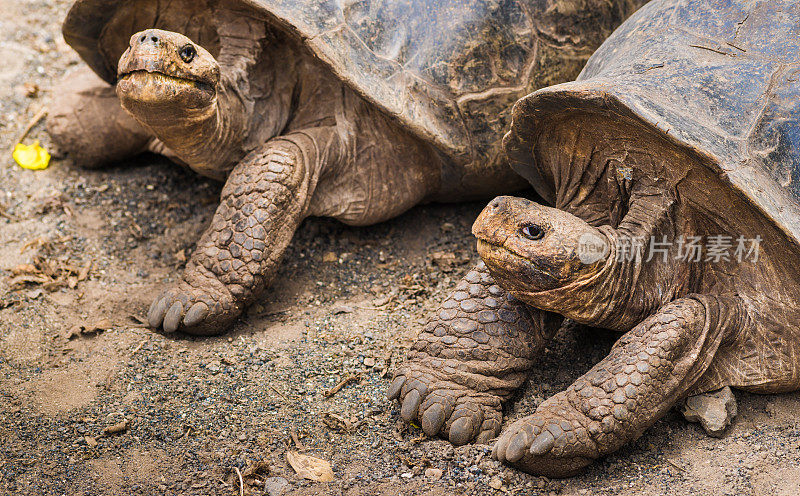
206;360;222;374
332;305;354;315
424;468;443;480
264;476;289;496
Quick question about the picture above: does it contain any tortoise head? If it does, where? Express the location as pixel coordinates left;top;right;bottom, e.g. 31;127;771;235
473;196;609;303
116;29;220;118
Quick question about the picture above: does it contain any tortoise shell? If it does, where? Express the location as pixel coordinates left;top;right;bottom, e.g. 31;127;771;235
505;0;800;247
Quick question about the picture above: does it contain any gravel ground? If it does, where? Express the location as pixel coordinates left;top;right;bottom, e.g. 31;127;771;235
2;1;800;495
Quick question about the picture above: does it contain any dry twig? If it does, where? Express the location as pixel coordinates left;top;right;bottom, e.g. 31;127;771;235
16;107;47;144
268;385;287;400
324;373;361;398
234;466;244;496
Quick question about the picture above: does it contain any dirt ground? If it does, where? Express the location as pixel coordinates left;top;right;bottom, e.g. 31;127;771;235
2;1;800;495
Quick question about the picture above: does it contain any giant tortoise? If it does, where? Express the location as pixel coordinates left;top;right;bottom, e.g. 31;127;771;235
46;0;647;334
391;0;800;477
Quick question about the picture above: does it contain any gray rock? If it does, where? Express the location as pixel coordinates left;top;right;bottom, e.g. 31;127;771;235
264;476;289;496
681;386;737;437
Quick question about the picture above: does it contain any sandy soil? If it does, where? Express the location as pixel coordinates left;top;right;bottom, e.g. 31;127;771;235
2;1;800;495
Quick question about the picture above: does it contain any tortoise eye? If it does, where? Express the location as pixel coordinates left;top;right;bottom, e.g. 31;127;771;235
179;44;197;63
520;224;545;241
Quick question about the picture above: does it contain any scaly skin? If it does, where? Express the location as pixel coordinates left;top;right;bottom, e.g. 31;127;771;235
390;262;562;445
494;295;738;477
147;131;329;334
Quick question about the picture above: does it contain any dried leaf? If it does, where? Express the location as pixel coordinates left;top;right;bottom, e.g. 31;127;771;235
23;82;40;98
63;319;112;340
11;264;38;276
241;459;270;477
322;412;351;432
8;274;49;287
77;259;92;281
331;305;353;315
286;451;334;482
64;326;82;340
88;318;112;333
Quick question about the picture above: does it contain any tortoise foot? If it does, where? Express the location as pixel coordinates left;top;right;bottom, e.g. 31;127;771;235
389;363;503;445
147;266;240;335
493;397;597;478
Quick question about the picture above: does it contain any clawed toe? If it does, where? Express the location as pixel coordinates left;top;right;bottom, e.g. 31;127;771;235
529;430;556;456
421;403;446;436
163;301;184;332
183;302;210;327
387;376;406;400
448;415;478;445
401;389;423;421
147;296;170;329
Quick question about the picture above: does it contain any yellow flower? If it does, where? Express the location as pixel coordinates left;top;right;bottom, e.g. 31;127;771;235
13;141;51;170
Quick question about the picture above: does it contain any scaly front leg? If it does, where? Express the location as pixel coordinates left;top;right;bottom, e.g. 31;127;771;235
494;295;745;477
390;262;563;444
147;129;335;334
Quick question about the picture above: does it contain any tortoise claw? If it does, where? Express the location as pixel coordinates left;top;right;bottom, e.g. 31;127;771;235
148;297;170;329
184;302;209;327
163;301;184;333
401;389;422;421
390;364;503;445
449;416;477;446
506;430;532;462
387;376;405;400
421;403;446;436
529;430;556;456
146;278;236;335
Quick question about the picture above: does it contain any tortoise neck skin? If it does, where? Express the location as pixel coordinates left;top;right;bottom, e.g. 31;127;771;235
116;21;298;181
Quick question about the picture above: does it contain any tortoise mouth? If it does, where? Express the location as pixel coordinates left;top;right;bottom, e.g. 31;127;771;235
476;237;529;264
477;239;537;276
118;69;215;94
476;239;570;292
477;239;527;266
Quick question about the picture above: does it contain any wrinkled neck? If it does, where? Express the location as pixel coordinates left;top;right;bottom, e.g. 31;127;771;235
510;222;695;331
139;92;235;177
507;227;644;330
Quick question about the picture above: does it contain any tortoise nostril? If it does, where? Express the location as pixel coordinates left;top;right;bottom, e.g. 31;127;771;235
137;32;160;45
